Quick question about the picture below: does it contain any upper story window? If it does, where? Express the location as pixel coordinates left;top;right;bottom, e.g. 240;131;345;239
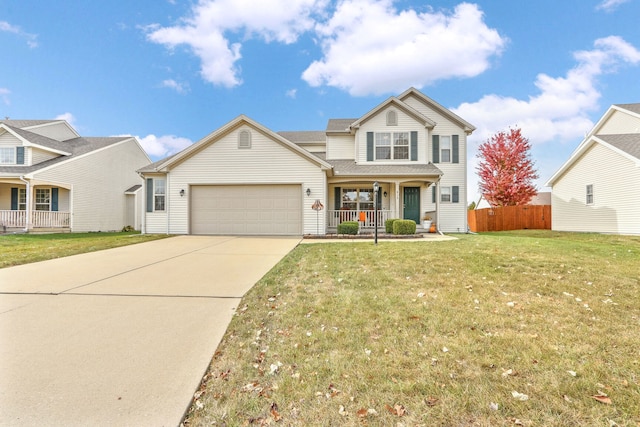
586;184;594;205
0;147;15;164
432;135;459;164
386;110;397;126
440;136;451;162
375;132;409;160
238;130;251;149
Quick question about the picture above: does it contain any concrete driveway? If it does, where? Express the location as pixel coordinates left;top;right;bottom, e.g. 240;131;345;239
0;235;300;426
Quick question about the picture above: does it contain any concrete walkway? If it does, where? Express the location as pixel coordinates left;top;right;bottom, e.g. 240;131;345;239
0;236;300;427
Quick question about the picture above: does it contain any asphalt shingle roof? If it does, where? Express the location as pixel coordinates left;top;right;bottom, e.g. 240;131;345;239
326;119;357;133
0;136;130;174
3;124;71;154
277;131;326;144
597;133;640;160
327;159;443;177
614;103;640;115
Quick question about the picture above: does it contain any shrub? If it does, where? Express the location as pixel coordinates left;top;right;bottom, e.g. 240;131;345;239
385;219;399;233
392;219;416;235
337;221;359;235
121;225;135;232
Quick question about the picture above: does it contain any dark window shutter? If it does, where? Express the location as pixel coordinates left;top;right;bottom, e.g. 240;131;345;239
146;179;153;212
410;131;418;161
11;187;18;210
366;132;374;161
334;187;341;209
432;185;436;203
51;188;59;211
452;135;459;164
432;135;440;163
16;147;25;165
452;186;459;203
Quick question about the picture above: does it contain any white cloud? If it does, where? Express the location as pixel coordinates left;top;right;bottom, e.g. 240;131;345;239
285;88;297;98
454;35;640;199
596;0;630;12
0;88;10;105
161;79;190;94
146;0;328;87
454;36;640;146
0;20;38;48
137;134;193;158
302;1;506;96
55;112;77;126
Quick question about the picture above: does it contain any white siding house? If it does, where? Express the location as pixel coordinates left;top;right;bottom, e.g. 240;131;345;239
546;104;640;235
0;120;150;232
140;88;475;235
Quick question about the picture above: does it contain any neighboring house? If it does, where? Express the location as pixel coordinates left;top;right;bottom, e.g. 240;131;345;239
139;87;475;235
546;103;640;235
0;120;150;232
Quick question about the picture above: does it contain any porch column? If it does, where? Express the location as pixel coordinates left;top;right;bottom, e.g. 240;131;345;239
435;181;440;233
394;182;400;219
19;177;32;231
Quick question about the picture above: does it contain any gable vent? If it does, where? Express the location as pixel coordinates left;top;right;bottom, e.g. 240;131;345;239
238;129;251;149
386;110;398;126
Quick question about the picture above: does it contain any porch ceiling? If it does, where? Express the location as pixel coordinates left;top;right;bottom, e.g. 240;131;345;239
327;159;443;177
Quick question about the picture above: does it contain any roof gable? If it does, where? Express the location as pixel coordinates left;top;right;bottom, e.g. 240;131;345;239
398;87;476;134
348;96;436;131
141;115;333;173
0;124;72;155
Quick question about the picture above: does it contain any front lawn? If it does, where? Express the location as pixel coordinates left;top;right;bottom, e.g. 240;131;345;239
0;232;169;268
185;231;640;426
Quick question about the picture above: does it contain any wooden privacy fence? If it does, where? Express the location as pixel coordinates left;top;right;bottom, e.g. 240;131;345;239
468;205;551;232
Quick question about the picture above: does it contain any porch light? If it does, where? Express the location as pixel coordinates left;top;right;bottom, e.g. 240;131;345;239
383;191;387;198
306;188;311;196
179;189;185;197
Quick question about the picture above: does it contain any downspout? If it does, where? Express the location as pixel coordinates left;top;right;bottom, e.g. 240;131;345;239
19;176;30;232
434;178;444;236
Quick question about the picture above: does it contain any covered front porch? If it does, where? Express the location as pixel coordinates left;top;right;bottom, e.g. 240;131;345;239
327;178;440;234
0;180;71;232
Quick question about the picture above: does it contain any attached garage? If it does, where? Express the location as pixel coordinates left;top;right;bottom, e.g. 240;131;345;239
190;184;302;235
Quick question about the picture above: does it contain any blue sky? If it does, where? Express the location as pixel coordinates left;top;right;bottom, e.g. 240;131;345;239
2;0;639;202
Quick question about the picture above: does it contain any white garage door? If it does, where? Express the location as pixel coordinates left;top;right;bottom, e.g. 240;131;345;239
190;185;302;235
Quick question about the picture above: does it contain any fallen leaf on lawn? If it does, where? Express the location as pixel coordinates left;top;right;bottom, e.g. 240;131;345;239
442;347;449;353
567;370;577;377
502;369;514;377
511;391;529;401
563;394;572;402
338;405;347;416
425;396;439;407
270;403;282;422
489;402;499;411
592;395;612;404
385;404;407;416
512;418;524;425
357;408;368;418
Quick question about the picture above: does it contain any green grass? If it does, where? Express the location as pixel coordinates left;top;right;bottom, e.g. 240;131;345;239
184;230;640;426
0;232;169;268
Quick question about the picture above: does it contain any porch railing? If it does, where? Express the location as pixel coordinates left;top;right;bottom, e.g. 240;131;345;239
327;209;391;229
0;210;71;229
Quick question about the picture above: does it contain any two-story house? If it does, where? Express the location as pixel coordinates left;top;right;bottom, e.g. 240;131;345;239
0;120;150;232
139;87;475;235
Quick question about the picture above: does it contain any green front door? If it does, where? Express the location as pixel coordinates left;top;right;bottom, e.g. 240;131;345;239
403;187;420;223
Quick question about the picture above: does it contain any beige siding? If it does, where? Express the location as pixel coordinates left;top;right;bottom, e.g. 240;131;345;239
31;147;60;165
598;110;640;134
33;140;149;232
0;131;21;147
25;122;78;141
326;135;355;160
356;107;426;164
166;124;326;235
552;143;640;234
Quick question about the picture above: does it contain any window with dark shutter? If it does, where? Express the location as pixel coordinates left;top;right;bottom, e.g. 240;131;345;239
452;186;459;203
16;147;25;165
432;135;440;163
452;135;459;164
146;179;153;212
367;132;374;161
410;131;417;161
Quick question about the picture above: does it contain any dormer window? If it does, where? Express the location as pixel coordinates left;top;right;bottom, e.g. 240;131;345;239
386;110;398;126
238;130;251;149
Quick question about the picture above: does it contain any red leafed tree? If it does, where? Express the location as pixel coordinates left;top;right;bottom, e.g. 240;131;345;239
476;127;539;207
